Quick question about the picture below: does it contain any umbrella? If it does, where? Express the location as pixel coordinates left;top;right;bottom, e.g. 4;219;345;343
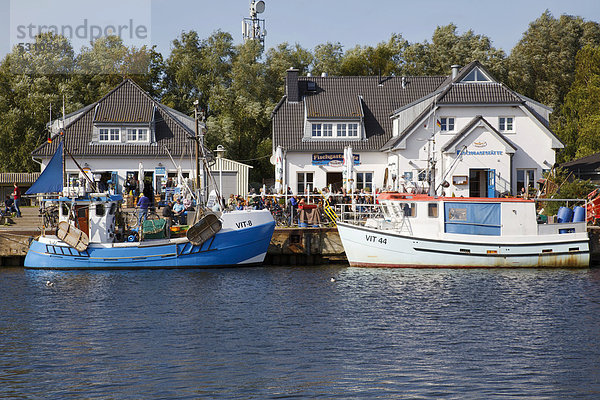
138;162;144;194
274;146;283;194
346;146;354;192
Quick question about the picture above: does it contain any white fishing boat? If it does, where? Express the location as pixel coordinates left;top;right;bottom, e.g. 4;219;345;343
336;193;589;268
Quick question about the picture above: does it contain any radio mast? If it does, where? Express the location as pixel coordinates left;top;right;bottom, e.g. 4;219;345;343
242;1;266;47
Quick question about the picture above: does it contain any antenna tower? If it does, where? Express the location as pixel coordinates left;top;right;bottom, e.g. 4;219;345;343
242;1;266;47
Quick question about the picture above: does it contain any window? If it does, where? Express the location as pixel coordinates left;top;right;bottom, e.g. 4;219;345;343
109;128;120;141
499;117;514;132
337;123;346;137
348;123;358;137
99;128;120;142
297;172;314;194
439;117;455;132
428;203;438;218
517;169;535;195
417;169;430;182
311;124;322;137
95;204;106;217
323;124;333;137
396;202;416;217
461;68;490;83
127;128;149;142
356;172;373;191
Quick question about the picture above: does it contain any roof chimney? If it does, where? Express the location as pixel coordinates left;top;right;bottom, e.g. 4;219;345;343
286;68;299;103
451;64;460;79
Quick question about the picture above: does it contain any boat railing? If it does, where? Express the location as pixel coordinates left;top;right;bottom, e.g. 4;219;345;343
335;203;382;225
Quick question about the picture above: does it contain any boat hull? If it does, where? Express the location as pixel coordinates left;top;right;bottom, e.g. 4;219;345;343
24;211;275;270
337;222;590;268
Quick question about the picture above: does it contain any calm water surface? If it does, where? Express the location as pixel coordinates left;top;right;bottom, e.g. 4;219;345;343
2;266;600;399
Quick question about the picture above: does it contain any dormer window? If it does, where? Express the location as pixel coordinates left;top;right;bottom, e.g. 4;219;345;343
99;128;120;142
127;128;149;142
308;122;361;139
461;68;491;83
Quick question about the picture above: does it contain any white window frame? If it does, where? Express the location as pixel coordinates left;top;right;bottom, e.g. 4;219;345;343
297;172;314;194
308;122;361;139
127;128;149;142
516;169;535;194
356;171;373;191
499;116;515;133
311;123;322;137
439;117;455;132
347;123;358;137
99;128;109;142
109;128;120;142
461;68;491;83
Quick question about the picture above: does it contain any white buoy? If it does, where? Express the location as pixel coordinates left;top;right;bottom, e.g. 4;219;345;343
330;277;336;282
46;281;54;287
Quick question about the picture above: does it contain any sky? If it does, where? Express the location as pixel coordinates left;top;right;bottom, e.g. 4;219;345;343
0;0;599;62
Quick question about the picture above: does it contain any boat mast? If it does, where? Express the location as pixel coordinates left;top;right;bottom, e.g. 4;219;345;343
61;95;66;190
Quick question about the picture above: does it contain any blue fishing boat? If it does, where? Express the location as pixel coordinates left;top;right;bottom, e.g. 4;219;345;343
24;143;275;269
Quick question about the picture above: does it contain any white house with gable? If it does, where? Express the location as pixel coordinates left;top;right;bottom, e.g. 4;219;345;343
272;62;562;197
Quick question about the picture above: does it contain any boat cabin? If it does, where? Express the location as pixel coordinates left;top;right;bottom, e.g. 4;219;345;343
373;193;586;238
47;194;121;243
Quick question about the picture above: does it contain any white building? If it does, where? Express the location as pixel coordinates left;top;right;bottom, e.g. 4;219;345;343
272;62;562;197
32;79;252;199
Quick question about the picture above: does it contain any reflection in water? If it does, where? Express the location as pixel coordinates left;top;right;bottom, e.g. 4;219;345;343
1;267;600;398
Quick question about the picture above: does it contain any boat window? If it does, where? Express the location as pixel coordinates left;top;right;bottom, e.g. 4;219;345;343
96;204;106;217
61;202;71;217
399;202;416;217
428;203;438;218
109;203;117;215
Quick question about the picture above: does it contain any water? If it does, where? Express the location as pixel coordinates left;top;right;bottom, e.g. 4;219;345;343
2;266;600;399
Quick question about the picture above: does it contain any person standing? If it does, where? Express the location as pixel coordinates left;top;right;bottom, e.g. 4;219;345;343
137;192;150;226
13;183;21;217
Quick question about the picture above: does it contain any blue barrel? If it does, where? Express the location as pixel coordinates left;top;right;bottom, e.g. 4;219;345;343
573;206;586;222
557;206;573;223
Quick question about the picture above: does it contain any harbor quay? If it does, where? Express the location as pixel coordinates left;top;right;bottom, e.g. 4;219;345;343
2;206;600;267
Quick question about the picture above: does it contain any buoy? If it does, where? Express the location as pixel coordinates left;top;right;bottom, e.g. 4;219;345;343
330;277;336;282
45;281;54;287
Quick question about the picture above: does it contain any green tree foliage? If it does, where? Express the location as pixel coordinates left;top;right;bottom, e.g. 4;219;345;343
161;30;235;115
554;45;600;161
338;34;408;76
265;42;312;98
508;11;600;110
0;33;77;172
404;24;506;78
311;42;344;76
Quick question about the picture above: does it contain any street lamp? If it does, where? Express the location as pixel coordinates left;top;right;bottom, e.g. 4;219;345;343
215;145;225;206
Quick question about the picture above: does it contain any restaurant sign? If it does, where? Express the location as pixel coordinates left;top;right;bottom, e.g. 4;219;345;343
312;153;360;166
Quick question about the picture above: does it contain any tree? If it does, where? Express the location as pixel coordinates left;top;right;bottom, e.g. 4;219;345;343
554;45;600;161
311;42;344;76
161;30;235;115
206;40;274;184
338;34;408;76
508;11;600;109
0;33;77;172
404;24;506;78
265;42;312;99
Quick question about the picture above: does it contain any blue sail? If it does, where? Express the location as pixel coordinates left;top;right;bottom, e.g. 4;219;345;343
26;142;64;195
